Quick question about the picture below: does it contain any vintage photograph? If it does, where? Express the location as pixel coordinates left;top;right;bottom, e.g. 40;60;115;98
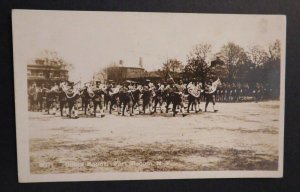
13;10;285;182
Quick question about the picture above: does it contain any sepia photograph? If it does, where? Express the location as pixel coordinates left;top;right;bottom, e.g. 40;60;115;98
12;10;285;182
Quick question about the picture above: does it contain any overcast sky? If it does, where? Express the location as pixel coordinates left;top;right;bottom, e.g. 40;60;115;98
13;10;285;82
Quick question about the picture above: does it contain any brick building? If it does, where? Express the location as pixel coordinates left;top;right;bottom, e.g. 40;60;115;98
27;58;69;86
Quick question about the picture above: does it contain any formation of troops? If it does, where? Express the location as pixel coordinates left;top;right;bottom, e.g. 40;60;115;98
27;78;275;119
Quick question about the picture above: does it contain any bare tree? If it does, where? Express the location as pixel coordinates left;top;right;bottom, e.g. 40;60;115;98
268;39;281;61
218;42;248;81
247;45;269;66
183;43;213;83
189;42;212;62
162;59;184;73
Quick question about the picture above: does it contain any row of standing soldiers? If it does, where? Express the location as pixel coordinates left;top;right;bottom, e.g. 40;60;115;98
213;82;279;102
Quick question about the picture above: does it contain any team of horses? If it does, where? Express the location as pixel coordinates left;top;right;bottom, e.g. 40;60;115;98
28;79;222;118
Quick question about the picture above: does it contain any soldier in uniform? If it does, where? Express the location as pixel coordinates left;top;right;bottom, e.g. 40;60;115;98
172;80;187;117
107;81;120;114
163;80;173;113
254;83;262;102
119;81;134;116
218;82;224;102
141;79;154;114
243;82;250;101
65;81;80;119
28;82;38;111
232;82;237;102
45;82;59;115
92;81;105;117
204;79;218;112
152;82;164;113
187;79;201;113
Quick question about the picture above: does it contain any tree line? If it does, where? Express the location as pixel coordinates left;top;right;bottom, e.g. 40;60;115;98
161;40;281;90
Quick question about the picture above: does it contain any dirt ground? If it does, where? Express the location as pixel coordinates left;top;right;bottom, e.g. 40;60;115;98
29;101;280;174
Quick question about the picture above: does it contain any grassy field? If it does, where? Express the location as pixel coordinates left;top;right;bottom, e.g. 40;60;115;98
29;101;280;173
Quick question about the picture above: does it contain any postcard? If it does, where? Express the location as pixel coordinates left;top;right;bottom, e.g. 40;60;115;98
12;10;285;182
